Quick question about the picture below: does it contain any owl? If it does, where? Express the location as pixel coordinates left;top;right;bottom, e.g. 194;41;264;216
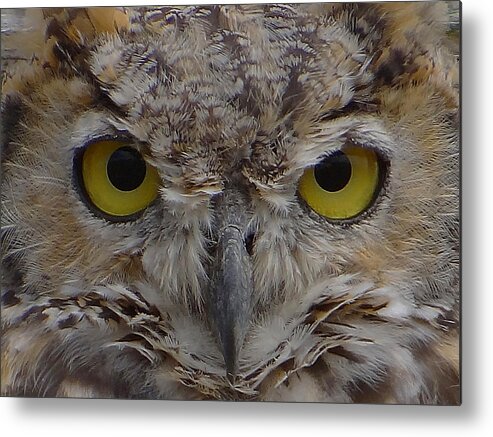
1;3;460;404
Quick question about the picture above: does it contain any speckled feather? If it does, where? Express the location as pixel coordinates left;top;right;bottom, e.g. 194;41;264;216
1;3;459;403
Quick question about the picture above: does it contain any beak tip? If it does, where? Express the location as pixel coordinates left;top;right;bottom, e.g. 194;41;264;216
222;332;239;379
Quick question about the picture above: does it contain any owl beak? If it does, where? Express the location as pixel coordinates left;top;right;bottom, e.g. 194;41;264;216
209;223;254;381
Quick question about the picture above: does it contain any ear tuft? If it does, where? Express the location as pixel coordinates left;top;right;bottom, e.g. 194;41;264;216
367;2;459;107
42;8;129;68
1;8;129;94
43;7;129;47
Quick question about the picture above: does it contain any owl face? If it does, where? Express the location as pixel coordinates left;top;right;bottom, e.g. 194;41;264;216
1;4;459;402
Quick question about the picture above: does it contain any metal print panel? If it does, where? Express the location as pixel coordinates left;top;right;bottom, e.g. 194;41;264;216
0;2;460;404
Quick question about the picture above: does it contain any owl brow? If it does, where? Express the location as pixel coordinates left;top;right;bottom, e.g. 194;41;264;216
320;100;380;122
68;112;139;154
91;81;130;117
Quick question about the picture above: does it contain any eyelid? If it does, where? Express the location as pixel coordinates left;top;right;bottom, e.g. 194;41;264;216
77;133;136;151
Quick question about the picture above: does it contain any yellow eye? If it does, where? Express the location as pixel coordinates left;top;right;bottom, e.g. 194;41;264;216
298;145;381;220
77;140;159;219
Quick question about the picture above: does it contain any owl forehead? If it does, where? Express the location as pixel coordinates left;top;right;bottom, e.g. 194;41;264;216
90;6;372;182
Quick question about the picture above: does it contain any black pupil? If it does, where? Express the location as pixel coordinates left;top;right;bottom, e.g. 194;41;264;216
314;151;352;192
107;147;147;191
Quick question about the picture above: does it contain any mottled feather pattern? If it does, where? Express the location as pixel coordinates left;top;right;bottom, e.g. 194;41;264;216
1;3;459;403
